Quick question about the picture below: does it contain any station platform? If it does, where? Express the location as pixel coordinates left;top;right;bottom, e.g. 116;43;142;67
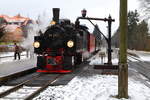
0;57;37;78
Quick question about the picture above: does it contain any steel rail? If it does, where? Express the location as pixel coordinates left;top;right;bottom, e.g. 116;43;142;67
127;63;150;89
24;74;63;100
0;73;41;98
127;56;150;88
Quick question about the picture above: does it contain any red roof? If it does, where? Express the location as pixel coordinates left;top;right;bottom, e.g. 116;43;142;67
0;14;31;25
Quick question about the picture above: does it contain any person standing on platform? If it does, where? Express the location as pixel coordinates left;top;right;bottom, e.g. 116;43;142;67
14;43;21;60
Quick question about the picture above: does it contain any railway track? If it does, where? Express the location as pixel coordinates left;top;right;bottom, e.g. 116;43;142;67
0;52;99;100
0;68;36;85
0;74;63;100
128;55;150;88
128;55;150;76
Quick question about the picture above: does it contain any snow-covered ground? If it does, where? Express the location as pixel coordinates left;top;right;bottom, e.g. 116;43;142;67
34;75;150;100
0;51;35;64
0;51;36;77
1;49;150;100
128;50;150;62
33;50;150;100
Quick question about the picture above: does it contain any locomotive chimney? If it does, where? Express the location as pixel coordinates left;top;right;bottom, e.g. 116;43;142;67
52;8;60;24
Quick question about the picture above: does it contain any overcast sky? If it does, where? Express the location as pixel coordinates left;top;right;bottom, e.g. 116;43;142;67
0;0;140;34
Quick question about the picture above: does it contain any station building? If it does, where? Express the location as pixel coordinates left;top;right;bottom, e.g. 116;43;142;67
0;14;33;42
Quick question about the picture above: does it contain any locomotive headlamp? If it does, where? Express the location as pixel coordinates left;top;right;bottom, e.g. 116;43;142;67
33;41;40;48
50;21;56;25
67;40;74;48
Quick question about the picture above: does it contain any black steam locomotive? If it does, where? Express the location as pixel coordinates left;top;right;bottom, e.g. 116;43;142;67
33;8;97;73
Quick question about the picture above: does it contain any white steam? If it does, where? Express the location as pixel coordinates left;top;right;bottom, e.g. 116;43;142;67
21;12;51;53
83;51;91;59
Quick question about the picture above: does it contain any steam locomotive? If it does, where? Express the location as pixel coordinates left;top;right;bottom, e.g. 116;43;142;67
33;8;99;73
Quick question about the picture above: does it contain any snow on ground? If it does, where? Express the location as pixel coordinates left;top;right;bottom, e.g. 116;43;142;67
128;50;150;62
89;57;118;65
0;51;36;77
34;72;150;100
0;86;12;93
0;51;34;64
1;49;150;100
33;50;150;100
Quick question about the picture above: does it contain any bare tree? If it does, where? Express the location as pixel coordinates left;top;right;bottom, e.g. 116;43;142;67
139;0;150;20
0;25;5;40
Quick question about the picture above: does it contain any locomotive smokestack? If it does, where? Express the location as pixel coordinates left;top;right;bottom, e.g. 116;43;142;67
52;8;60;23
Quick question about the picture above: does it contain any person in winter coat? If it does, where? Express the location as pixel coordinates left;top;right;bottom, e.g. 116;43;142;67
14;43;21;60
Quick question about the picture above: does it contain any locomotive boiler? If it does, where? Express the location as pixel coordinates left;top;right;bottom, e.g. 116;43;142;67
33;8;97;73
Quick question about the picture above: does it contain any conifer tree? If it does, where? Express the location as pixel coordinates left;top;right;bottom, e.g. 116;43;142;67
112;10;150;51
127;10;139;49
